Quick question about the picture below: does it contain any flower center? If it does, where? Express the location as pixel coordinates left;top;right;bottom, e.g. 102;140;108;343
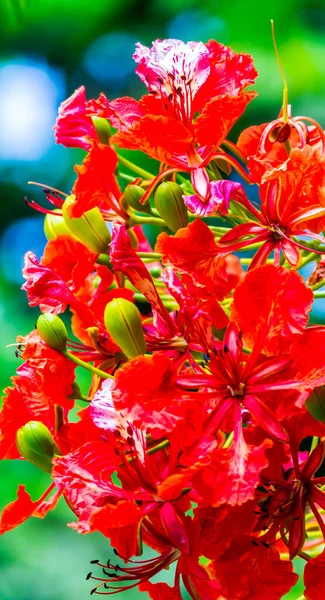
227;382;245;397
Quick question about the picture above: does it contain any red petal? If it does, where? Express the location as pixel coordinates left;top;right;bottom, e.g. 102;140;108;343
195;92;257;149
0;483;57;534
209;534;298;600
22;251;73;314
160;502;190;554
110;223;176;338
111;114;193;165
231;264;313;355
41;235;97;292
139;581;182;600
156;219;239;301
71;142;125;218
54;86;96;150
304;549;325;600
244;394;288;442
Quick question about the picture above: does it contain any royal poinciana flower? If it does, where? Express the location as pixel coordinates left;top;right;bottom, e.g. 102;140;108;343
254;414;325;560
217;146;325;267
3;34;325;600
56;39;257;200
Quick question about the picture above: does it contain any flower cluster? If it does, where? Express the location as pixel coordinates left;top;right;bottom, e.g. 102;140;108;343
2;37;325;599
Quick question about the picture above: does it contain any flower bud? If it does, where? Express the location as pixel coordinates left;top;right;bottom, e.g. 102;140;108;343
123;184;151;214
62;195;111;255
44;210;76;241
37;313;68;351
104;298;146;359
91;116;112;145
154;181;188;232
16;421;61;473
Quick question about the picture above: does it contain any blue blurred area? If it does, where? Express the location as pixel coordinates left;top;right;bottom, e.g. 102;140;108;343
0;1;325;598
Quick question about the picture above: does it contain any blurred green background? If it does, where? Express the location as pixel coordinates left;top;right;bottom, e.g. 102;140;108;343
1;0;325;597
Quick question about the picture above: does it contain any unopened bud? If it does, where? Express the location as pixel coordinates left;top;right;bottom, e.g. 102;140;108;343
92;116;112;145
62;195;111;255
123;184;151;214
37;313;68;351
16;421;61;473
154;181;188;232
104;298;146;359
44;210;76;241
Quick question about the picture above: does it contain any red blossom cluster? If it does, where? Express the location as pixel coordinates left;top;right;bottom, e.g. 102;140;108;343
2;37;325;599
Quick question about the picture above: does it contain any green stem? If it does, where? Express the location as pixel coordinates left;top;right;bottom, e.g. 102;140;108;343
63;350;113;380
240;258;273;265
313;291;325;299
311;278;325;291
283;139;292;156
137;251;162;260
310;436;319;452
301;252;318;268
242;346;252;355
147;439;170;455
117;154;155;180
223;432;234;448
118;172;136;182
129;215;165;227
209;226;232;234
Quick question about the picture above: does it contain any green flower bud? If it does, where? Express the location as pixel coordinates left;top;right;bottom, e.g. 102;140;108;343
154;181;188;232
104;298;146;359
44;210;77;241
123;184;151;214
16;421;61;473
37;313;68;352
62;195;111;255
91;116;112;145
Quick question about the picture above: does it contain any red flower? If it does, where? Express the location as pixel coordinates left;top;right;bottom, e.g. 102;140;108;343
254;415;325;559
89;39;257;198
218;147;325;267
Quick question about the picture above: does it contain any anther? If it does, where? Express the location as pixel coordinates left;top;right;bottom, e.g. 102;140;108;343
86;572;92;580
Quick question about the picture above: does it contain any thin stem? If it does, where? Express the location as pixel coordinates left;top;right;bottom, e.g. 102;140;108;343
314;291;325;299
137;252;162;260
301;252;318;268
310;436;319;453
271;19;288;122
223;431;234;448
117;154;155;180
221;140;248;165
118;172;136;182
63;350;113;380
128;215;165;227
311;278;325;291
147;439;170;455
240;258;274;265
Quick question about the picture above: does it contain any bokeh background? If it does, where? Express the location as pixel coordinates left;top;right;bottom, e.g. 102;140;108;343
1;0;325;597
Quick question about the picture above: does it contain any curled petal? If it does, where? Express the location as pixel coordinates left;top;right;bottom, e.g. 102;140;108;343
184;180;247;217
54;86;95;150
